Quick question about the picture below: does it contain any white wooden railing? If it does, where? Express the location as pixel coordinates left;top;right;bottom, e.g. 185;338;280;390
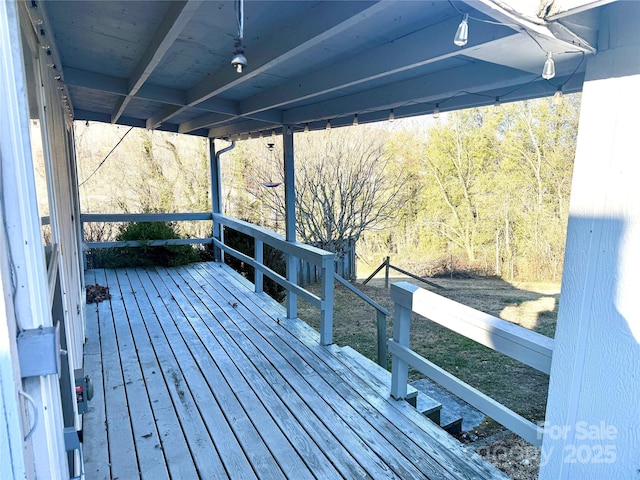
213;214;335;345
81;212;213;248
80;212;336;345
389;281;553;446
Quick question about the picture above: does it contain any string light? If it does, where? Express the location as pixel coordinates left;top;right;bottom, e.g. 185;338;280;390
553;85;563;105
353;114;359;126
388;110;395;122
433;104;440;119
454;13;469;47
542;51;555;79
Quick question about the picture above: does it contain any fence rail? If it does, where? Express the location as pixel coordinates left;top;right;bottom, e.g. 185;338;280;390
362;256;443;289
80;212;214;248
389;281;553;446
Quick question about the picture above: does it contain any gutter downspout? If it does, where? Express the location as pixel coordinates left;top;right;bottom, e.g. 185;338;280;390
211;140;235;262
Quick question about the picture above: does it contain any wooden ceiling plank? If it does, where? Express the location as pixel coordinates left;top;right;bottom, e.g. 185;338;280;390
111;0;203;123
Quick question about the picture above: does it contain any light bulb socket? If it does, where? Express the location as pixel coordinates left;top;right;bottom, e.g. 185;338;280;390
454;13;469;47
231;39;247;73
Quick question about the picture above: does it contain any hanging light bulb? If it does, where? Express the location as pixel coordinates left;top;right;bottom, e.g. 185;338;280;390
353;114;359;126
326;120;332;130
542;51;555;80
454;13;469;47
493;97;500;112
553;85;563;106
231;0;247;73
388;110;395;122
304;124;309;133
433;104;440;119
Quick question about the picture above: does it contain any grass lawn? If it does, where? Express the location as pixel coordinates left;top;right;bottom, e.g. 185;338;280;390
296;273;560;437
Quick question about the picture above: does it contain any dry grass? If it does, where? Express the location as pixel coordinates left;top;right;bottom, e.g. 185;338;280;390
297;274;559;437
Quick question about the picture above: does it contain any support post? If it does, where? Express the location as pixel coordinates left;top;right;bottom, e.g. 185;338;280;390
319;254;335;345
283;126;297;319
540;3;640;478
390;282;418;399
384;256;390;289
254;238;263;293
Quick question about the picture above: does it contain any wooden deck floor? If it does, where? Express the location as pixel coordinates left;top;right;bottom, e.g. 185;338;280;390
82;262;506;479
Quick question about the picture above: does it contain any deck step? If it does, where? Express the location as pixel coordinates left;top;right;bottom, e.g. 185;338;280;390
335;347;442;423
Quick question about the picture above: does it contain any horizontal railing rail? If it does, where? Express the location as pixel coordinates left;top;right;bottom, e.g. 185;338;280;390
80;212;213;249
334;273;390;367
213;214;335;345
389;281;553;446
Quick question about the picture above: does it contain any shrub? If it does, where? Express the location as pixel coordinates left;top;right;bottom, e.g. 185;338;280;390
223;227;287;302
89;221;199;268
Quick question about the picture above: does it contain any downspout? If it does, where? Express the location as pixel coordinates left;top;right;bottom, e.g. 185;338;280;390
211;140;235;262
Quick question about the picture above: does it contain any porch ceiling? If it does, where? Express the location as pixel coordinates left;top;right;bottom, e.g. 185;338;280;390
30;0;606;138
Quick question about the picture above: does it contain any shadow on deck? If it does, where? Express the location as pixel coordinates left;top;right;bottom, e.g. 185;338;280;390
82;262;506;479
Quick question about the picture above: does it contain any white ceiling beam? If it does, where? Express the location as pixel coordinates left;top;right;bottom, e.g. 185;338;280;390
152;1;400;126
238;17;516;117
111;0;203;123
208;119;281;139
281;62;536;124
178;109;282;134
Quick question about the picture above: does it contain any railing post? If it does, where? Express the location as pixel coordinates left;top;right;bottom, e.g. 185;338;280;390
319;254;334;345
254;238;263;293
385;256;390;289
376;310;388;368
390;282;418;400
286;253;298;319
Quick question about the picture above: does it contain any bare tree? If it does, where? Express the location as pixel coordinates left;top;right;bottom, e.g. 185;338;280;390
250;127;408;259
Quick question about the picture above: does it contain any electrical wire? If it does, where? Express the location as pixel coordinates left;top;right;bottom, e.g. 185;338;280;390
18;390;38;441
78;126;134;187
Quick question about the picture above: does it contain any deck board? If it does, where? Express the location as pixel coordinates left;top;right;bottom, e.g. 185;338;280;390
83;263;508;479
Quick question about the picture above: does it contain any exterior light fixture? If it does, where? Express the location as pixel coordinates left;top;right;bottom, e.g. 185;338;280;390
304;124;309;133
231;0;247;73
326;120;331;130
493;97;500;111
388;110;395;122
433;104;440;119
542;51;555;80
353;114;359;126
454;13;469;47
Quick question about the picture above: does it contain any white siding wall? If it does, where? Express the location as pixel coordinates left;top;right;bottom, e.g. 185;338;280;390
540;2;640;478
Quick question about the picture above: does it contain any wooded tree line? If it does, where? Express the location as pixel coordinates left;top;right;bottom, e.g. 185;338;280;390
74;95;580;282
